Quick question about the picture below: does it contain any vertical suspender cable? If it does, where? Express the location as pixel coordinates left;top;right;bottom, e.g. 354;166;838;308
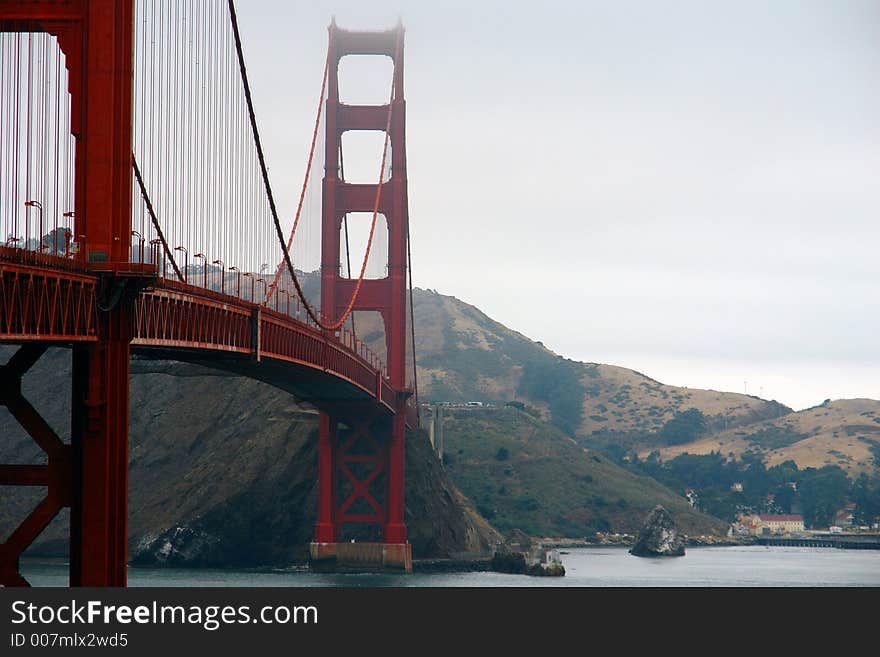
227;0;321;323
53;44;60;241
263;29;331;303
25;35;31;244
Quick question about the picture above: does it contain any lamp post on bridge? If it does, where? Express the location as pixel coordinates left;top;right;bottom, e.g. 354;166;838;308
174;246;188;282
131;231;145;263
242;272;253;302
256;278;266;304
62;212;74;257
149;239;163;276
24;200;44;253
212;259;225;294
229;266;241;298
194;253;206;288
5;236;20;248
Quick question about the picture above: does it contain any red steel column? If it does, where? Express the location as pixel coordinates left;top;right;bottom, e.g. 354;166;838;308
76;0;136;265
316;21;341;546
314;412;338;542
70;304;132;586
320;19;340;331
316;21;410;546
383;49;408;543
0;0;137;586
65;0;136;585
68;0;135;587
384;408;406;542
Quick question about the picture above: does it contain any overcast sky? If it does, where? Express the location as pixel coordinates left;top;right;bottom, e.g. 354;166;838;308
235;1;880;411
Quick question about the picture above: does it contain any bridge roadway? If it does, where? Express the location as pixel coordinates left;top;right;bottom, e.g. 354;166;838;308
0;250;413;423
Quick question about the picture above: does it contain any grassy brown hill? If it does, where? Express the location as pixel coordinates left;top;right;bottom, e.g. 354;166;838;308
393;287;876;486
275;275;790;442
647;398;880;477
360;288;791;442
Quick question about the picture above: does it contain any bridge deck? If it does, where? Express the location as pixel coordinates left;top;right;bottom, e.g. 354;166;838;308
1;258;410;421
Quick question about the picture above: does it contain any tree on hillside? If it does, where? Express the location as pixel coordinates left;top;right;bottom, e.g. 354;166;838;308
665;451;731;490
740;456;773;506
798;466;849;528
770;483;796;514
851;473;880;526
694;488;739;522
768;459;800;483
658;408;707;446
517;356;584;436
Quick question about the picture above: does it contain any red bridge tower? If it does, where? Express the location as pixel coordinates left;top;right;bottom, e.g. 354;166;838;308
0;0;149;586
311;20;413;571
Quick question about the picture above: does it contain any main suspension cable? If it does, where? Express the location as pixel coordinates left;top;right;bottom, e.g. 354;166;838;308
132;154;184;282
228;0;401;333
227;0;324;327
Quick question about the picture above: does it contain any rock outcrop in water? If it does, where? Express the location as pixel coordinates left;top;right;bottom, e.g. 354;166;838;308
490;529;565;576
629;505;686;557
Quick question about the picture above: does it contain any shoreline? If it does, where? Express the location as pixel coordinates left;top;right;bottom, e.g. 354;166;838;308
539;536;755;550
20;533;879;578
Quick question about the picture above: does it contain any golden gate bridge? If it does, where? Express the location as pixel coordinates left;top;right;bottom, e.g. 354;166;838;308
0;0;417;586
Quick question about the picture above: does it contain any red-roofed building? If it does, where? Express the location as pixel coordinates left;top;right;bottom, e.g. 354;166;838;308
737;513;804;535
834;503;856;528
756;514;804;535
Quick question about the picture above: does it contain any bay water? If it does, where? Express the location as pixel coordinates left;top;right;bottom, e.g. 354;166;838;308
20;545;880;587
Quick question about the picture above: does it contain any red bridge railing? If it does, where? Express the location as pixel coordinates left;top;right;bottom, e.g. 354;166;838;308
0;248;97;342
132;278;397;412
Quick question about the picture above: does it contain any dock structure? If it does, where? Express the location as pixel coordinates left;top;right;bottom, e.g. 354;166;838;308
756;535;880;550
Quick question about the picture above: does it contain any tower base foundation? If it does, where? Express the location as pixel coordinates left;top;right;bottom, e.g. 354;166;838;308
309;542;412;573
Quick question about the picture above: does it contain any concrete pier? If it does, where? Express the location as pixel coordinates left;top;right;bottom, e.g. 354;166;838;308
422;403;445;462
309;542;413;572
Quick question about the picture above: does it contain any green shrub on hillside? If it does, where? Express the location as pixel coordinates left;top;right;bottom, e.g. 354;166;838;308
517;356;585;436
658;408;707;445
744;425;808;449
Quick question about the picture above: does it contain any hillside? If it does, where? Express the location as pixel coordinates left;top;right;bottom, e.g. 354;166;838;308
394;289;791;441
0;348;501;565
647;398;880;477
270;275;790;443
438;406;728;538
5;279;872;557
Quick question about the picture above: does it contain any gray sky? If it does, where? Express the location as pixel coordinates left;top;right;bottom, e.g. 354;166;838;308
236;1;880;411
